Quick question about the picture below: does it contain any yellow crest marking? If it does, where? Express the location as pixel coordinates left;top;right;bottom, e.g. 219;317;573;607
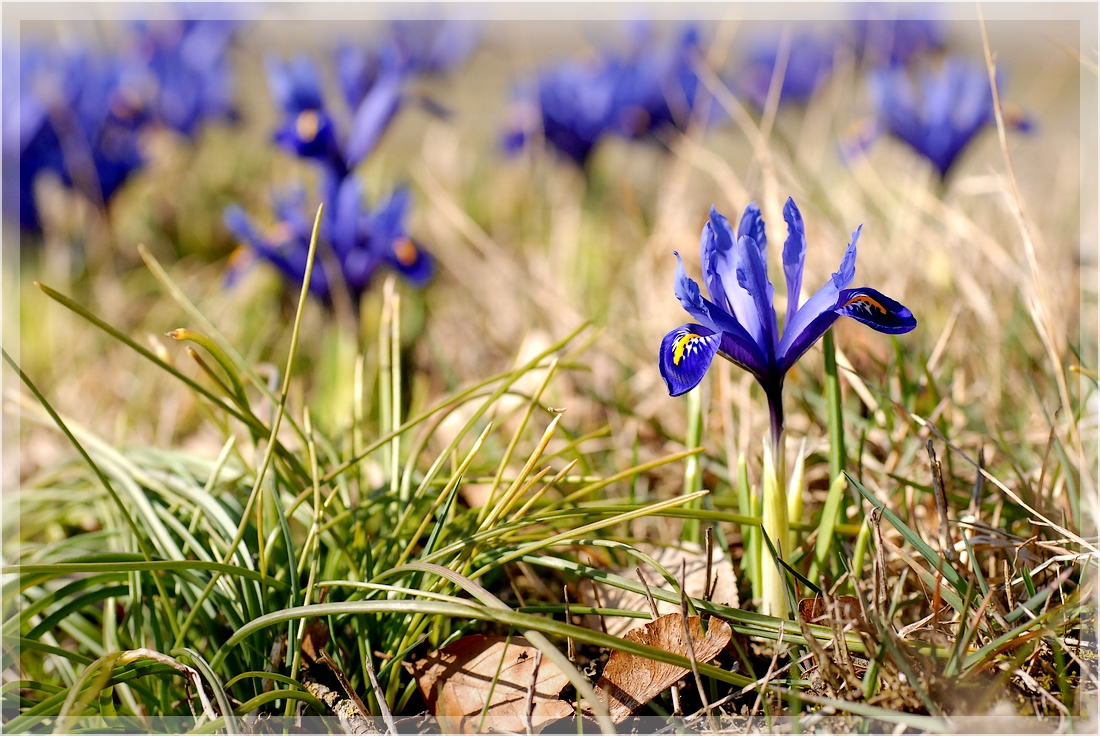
842;294;887;315
393;237;419;267
673;333;701;366
295;110;320;143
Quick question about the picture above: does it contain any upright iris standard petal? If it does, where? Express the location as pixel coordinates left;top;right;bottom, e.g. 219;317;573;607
660;324;722;396
734;233;778;359
344;71;403;168
332;177;362;257
737;202;767;257
335;45;378;111
660;199;915;441
868;56;1032;178
778;226;859;360
781;197;807;325
704;208;766;352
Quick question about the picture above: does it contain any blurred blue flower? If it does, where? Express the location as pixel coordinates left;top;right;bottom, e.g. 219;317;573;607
507;61;618;166
119;17;240;136
502;25;715;166
224;179;433;307
6;13;241;235
9;44;148;232
862;57;1033;178
659;199;915;444
738;32;836;110
266;55;349;183
386;19;483;76
228;19;477;301
851;5;944;67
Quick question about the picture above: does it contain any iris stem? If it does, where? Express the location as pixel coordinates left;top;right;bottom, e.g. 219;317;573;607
681;386;705;545
760;437;789;619
820;330;846;584
823;330;846;481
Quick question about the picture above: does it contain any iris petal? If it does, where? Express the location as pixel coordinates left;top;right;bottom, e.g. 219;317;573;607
704;208;766;351
332;177;361;257
779;285;915;374
777;311;841;376
737;202;767;261
659;324;721;396
345;71;403;168
371;186;412;237
387;237;435;286
734;233;778;358
778;225;860;359
674;252;768;374
223;205;332;303
835;287;917;334
700;216;733;315
781;197;806;326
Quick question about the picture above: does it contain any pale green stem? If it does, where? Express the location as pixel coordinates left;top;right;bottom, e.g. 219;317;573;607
786;438;806;555
761;438;789;618
681;385;704;545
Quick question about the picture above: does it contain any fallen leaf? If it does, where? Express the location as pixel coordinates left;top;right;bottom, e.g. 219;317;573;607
405;635;574;733
797;596;862;625
589;542;740;637
299;620;330;664
595;613;732;723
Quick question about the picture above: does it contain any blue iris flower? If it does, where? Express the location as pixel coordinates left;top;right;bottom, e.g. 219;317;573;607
267;18;479;179
851;5;944;67
7;15;240;235
266;55;349;183
120;17;240;137
223;179;433;307
738;32;836;110
386;19;483;76
227;34;454;306
658;198;916;444
505;61;618;166
9;44;147;233
265;52;410;190
502;25;714;166
865;56;1032;178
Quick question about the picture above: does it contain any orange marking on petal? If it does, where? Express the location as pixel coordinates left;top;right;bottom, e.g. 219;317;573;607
619;105;651;135
227;246;253;269
842;294;887;314
393;237;419;267
264;221;295;245
296;110;320;143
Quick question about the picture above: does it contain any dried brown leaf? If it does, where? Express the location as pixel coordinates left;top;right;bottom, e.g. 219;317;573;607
594;614;732;723
300;620;330;664
592;542;740;636
405;635;574;733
